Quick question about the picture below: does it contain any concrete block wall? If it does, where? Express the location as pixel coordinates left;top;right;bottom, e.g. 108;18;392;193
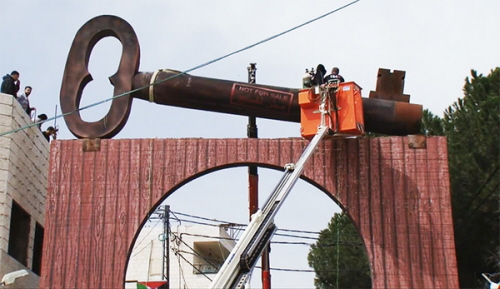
0;93;49;288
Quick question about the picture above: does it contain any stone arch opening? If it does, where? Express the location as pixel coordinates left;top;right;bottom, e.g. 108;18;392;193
124;163;372;288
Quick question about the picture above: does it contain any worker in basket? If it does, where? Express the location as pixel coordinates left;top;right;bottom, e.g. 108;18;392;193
324;67;345;84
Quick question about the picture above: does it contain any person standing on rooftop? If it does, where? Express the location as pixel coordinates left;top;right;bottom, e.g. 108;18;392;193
1;71;20;98
17;86;35;115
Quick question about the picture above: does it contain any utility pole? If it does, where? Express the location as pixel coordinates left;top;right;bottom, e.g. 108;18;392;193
247;63;258;215
162;205;170;289
247;63;271;289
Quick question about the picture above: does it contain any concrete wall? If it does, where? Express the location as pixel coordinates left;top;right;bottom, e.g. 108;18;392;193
126;224;236;289
0;93;49;288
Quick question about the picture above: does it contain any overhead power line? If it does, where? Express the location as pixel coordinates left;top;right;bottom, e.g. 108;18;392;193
176;231;365;247
172;210;322;235
131;217;162;256
130;240;154;259
173;216;362;239
175;218;334;239
254;266;369;273
0;0;361;139
173;233;220;270
172;248;213;281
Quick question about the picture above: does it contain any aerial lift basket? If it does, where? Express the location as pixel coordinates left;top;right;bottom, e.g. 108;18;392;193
299;82;365;139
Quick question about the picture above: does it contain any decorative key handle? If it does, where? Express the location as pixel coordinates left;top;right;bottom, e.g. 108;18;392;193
61;15;423;139
61;15;139;139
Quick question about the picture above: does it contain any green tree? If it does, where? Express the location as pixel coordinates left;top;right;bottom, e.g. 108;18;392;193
443;68;500;288
420;108;445;136
307;212;371;289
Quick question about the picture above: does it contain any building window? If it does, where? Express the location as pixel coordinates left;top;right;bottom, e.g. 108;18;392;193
192;242;230;274
8;201;31;267
32;222;44;275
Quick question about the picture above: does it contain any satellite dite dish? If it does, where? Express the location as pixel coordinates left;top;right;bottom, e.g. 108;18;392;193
1;269;29;286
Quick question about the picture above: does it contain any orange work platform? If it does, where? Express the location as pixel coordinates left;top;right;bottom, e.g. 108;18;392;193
299;82;365;139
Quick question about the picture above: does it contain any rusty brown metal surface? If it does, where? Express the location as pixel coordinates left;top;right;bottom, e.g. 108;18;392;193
60;15;139;139
408;134;427;149
132;70;299;122
132;71;423;136
369;68;411;102
60;15;423;139
82;138;101;151
40;137;459;288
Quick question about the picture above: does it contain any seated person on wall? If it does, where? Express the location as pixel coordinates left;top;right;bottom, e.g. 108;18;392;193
42;126;57;142
324;67;345;84
35;114;47;130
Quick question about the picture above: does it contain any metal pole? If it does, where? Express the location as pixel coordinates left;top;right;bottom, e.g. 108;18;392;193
162;205;170;289
246;63;271;289
262;249;271;289
247;63;259;215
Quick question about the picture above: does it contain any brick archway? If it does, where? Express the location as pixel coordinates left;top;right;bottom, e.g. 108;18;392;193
41;137;458;288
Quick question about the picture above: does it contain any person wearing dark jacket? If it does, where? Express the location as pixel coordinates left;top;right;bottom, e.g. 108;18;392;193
324;67;345;84
42;126;57;142
311;64;327;86
1;71;20;98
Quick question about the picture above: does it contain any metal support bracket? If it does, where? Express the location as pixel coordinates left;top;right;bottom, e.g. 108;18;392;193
82;138;101;152
408;135;426;149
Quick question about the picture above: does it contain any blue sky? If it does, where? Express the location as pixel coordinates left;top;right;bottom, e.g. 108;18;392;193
1;0;499;288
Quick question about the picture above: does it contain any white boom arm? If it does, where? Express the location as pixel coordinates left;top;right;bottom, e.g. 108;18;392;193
209;125;330;289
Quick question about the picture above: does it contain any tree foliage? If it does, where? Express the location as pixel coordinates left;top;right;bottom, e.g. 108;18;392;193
307;212;371;289
443;68;500;288
420;108;445;136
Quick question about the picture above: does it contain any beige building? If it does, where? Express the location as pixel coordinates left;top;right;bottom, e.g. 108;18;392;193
126;224;236;289
0;93;49;288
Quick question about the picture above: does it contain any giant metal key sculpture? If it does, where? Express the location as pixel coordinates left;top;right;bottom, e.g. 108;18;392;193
60;15;422;139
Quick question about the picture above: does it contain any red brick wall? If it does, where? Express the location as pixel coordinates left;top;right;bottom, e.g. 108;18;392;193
40;137;459;288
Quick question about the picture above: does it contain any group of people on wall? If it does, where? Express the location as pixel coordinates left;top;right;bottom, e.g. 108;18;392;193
1;70;57;142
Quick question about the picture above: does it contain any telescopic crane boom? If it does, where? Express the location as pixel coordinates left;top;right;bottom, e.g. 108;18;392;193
209;82;360;289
